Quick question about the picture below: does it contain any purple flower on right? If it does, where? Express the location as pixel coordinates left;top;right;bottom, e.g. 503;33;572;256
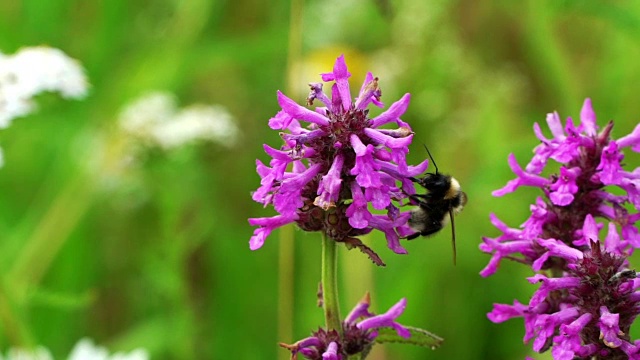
481;99;640;359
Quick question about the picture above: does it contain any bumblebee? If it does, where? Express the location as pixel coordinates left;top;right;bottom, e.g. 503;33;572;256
406;146;467;265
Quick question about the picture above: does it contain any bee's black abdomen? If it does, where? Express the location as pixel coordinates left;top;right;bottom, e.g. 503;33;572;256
408;201;448;237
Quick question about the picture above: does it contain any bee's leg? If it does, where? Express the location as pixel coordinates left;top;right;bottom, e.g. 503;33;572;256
408;194;428;205
405;219;443;240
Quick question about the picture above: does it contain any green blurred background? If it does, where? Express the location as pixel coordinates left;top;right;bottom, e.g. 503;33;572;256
1;0;640;359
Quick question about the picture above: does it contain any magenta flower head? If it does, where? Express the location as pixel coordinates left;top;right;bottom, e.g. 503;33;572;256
279;293;411;360
249;55;427;264
481;99;640;358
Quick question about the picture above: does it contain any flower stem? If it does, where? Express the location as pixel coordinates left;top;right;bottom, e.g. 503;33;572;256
8;174;93;296
321;232;341;333
0;280;33;347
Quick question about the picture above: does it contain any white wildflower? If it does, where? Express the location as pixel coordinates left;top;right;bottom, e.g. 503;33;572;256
118;92;176;140
150;105;237;149
0;46;88;128
0;347;52;360
0;339;148;360
67;338;149;360
118;91;238;149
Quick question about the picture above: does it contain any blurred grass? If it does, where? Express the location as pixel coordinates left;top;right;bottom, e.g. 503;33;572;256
0;0;639;359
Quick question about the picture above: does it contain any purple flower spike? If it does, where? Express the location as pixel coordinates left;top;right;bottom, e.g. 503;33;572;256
278;91;330;127
350;135;381;188
345;182;371;229
354;72;383;109
580;98;598;136
273;164;323;216
248;214;299;250
487;239;640;358
599;307;623;349
598;141;624;185
482;99;640;358
357;297;410;338
314;154;344;210
521;197;556;238
250;55;422;262
321;54;352;112
344;292;374;323
532;238;583;271
281;293;413;360
307;83;332;109
549;166;581;206
487;300;529;323
552;313;597;360
527;275;581;307
322;342;339;360
617;123;640;152
493;154;548;196
368;213;410;254
532;307;580;352
369;93;411;128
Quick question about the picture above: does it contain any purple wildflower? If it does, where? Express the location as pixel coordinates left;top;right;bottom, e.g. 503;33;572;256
279;293;411;360
249;55;427;264
482;99;640;359
489;236;640;358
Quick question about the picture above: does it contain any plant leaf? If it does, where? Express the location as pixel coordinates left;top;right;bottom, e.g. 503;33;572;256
374;326;444;349
343;237;385;266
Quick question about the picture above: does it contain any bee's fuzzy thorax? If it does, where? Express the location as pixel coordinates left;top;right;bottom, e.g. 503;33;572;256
445;177;461;200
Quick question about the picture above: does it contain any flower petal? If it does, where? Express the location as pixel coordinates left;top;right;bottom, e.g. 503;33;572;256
277;91;329;126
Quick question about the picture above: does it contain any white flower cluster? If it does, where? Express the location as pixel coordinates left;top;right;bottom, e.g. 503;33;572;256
0;338;148;360
118;91;238;149
0;46;88;128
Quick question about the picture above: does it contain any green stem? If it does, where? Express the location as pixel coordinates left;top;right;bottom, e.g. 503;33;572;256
0;279;33;347
8;174;93;298
321;232;341;332
523;0;579;110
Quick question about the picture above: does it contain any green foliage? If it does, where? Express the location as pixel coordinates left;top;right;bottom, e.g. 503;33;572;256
374;326;443;349
1;0;640;359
